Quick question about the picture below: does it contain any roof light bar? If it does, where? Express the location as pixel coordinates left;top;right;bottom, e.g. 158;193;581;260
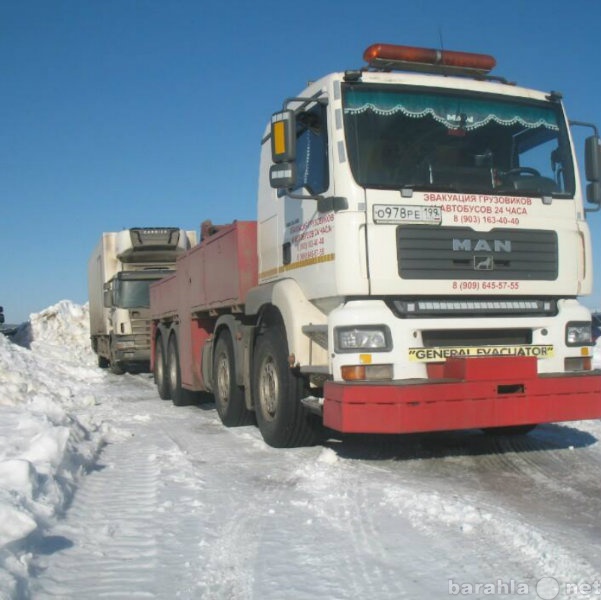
363;43;496;76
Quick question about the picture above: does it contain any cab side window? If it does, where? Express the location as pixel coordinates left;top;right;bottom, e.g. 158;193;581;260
293;105;329;195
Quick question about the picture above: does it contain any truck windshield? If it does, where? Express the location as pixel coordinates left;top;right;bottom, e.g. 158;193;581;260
342;84;575;197
113;279;153;309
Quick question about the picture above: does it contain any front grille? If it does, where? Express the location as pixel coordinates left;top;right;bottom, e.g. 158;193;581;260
422;329;532;348
131;318;151;349
397;226;558;280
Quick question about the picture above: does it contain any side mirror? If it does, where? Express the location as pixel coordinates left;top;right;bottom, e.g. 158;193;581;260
269;110;296;189
588;182;601;205
103;284;113;308
585;135;601;204
269;162;297;189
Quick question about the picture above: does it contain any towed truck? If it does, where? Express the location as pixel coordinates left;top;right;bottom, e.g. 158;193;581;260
88;227;195;374
150;44;601;447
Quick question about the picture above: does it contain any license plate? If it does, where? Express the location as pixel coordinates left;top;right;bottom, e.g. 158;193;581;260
373;204;442;224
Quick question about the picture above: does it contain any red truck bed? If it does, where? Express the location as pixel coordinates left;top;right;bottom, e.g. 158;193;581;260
150;221;258;392
151;221;258;319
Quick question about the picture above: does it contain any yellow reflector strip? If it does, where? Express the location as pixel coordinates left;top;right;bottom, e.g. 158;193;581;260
273;121;286;156
359;354;372;364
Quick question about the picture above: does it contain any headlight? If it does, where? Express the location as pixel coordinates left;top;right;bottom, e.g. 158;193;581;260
335;326;391;352
565;322;592;346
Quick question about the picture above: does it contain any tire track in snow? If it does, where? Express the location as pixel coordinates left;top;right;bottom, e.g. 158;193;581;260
162;425;263;600
349;437;601;592
289;449;389;598
33;430;162;599
381;483;601;592
326;429;601;595
434;425;601;553
286;448;484;599
488;431;601;525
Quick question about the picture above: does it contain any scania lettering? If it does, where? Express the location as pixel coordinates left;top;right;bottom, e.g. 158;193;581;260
150;44;601;447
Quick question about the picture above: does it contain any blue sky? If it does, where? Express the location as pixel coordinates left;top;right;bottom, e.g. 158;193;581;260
1;0;600;323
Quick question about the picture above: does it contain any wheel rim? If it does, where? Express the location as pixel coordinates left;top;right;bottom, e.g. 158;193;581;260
216;352;230;406
258;355;279;421
156;344;164;384
168;345;178;389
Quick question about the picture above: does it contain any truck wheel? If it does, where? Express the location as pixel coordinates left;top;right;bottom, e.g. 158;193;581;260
213;331;254;426
109;361;125;375
108;338;126;375
98;356;109;369
109;362;125;375
154;335;171;400
167;335;187;406
253;326;318;448
108;351;125;374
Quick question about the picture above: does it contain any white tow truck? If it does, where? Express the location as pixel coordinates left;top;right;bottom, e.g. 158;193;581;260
150;44;601;447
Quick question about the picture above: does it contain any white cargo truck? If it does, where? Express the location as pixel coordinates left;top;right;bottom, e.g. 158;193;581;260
88;227;195;373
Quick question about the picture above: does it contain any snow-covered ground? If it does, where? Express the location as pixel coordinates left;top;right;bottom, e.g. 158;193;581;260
1;301;600;599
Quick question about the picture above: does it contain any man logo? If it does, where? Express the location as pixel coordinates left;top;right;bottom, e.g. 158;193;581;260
474;256;494;270
452;239;512;253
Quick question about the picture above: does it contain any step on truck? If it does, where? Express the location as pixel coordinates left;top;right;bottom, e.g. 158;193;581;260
150;44;601;447
88;227;196;374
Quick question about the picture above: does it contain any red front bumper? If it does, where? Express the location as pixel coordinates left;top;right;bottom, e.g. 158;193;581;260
323;357;601;434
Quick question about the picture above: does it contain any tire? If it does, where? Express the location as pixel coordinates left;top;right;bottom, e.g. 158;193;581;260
213;332;254;426
109;357;125;375
253;326;319;448
98;355;109;369
167;334;187;407
108;338;126;375
109;362;125;375
483;424;537;436
154;335;171;400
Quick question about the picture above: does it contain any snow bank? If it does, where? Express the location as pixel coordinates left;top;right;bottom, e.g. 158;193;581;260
0;301;104;595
